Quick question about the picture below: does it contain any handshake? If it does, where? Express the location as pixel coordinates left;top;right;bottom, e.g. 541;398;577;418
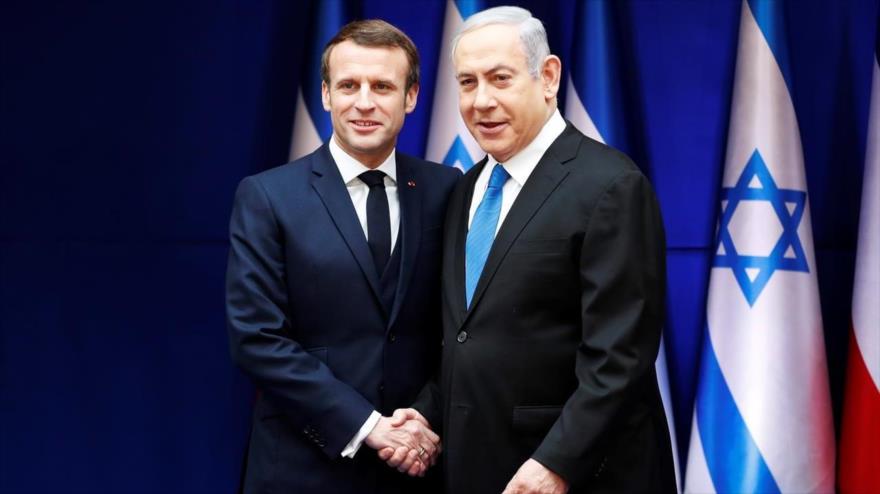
364;408;441;477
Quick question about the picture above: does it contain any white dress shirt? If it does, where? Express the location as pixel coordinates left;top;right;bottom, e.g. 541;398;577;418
468;109;567;234
329;137;400;250
328;136;396;457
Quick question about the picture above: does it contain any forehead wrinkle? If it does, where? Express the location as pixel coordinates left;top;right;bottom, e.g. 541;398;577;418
455;25;528;63
329;42;408;83
454;43;528;77
333;64;403;85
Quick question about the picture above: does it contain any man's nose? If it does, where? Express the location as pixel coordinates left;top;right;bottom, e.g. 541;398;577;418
472;84;496;111
354;86;375;111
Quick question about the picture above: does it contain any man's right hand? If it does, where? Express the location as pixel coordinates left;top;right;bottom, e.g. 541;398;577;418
366;408;441;477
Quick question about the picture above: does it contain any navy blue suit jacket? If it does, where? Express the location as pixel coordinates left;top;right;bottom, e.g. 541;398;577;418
226;144;459;494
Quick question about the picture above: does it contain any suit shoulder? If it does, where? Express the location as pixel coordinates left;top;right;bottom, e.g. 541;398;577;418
575;131;639;170
565;129;645;184
400;153;460;175
398;153;462;184
237;151;320;194
250;157;311;183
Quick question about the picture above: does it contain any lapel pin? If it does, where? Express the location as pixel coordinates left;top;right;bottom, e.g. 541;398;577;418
407;180;416;188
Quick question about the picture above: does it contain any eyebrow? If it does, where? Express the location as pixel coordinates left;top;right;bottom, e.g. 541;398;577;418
334;77;398;86
456;64;518;79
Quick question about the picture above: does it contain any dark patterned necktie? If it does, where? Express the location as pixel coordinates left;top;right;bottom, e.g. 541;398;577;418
359;170;391;274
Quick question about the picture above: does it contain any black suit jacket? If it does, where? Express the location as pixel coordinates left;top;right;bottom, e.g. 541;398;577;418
226;144;459;494
415;123;675;493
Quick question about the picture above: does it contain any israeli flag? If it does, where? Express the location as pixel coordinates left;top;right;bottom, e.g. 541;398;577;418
425;0;484;171
684;1;835;492
564;2;680;490
289;0;356;161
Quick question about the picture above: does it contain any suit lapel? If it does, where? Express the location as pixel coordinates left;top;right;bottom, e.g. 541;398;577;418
448;158;487;328
309;144;384;311
461;124;582;326
388;154;421;330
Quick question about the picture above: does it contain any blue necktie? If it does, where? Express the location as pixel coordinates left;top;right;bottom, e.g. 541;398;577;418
466;164;510;308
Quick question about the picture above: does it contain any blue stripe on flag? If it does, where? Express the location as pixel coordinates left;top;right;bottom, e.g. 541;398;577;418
746;0;794;94
570;0;631;156
696;324;781;494
443;135;475;170
454;0;482;19
302;0;355;140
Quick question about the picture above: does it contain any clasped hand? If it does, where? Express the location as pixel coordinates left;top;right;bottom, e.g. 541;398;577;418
364;408;440;477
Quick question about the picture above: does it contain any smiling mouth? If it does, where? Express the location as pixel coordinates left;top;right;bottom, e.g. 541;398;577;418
351;120;381;128
476;121;507;135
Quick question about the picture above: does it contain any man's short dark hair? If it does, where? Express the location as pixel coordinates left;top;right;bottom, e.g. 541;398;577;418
321;19;420;91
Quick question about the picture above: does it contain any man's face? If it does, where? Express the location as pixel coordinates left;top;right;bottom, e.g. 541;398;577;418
322;40;418;167
454;24;552;163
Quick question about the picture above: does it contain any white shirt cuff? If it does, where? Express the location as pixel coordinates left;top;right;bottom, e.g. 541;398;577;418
341;410;381;458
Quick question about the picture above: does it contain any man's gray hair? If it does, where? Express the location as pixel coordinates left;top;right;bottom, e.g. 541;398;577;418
452;6;550;78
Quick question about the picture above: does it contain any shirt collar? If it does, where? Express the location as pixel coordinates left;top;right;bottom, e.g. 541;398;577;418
486;109;566;187
328;136;398;185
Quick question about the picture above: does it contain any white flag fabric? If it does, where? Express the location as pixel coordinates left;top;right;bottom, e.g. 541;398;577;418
424;0;484;171
684;1;835;492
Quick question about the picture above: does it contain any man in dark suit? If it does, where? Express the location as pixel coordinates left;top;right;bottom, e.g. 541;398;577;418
405;6;675;494
226;20;459;493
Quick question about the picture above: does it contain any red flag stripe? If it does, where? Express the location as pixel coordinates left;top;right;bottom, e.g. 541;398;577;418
838;326;880;494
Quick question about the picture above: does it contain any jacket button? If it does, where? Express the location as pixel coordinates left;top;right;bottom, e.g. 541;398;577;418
456;331;468;343
388;333;396;342
379;383;385;392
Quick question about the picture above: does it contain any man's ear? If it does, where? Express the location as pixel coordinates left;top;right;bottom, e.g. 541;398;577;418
404;83;419;114
322;80;331;111
541;55;562;101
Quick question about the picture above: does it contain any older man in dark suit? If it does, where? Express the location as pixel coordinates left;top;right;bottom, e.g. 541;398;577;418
394;6;675;494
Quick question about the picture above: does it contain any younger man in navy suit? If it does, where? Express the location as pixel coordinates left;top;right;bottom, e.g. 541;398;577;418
226;19;459;493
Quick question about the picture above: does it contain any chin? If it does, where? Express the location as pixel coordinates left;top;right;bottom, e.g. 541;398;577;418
349;136;383;150
480;143;510;159
356;139;393;155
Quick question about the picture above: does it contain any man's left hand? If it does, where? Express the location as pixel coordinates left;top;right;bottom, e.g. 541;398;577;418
501;458;569;494
375;408;441;476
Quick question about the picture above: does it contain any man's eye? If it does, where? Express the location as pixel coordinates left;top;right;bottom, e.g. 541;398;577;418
459;79;475;87
340;82;355;90
495;74;510;82
375;83;390;90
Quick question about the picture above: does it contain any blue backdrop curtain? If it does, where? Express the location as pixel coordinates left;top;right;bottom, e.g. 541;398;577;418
1;0;876;491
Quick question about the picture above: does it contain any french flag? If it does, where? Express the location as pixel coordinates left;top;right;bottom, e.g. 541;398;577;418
838;19;880;494
684;1;835;492
564;1;680;490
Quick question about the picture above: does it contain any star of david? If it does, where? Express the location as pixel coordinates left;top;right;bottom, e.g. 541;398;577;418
443;135;475;171
713;150;809;306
